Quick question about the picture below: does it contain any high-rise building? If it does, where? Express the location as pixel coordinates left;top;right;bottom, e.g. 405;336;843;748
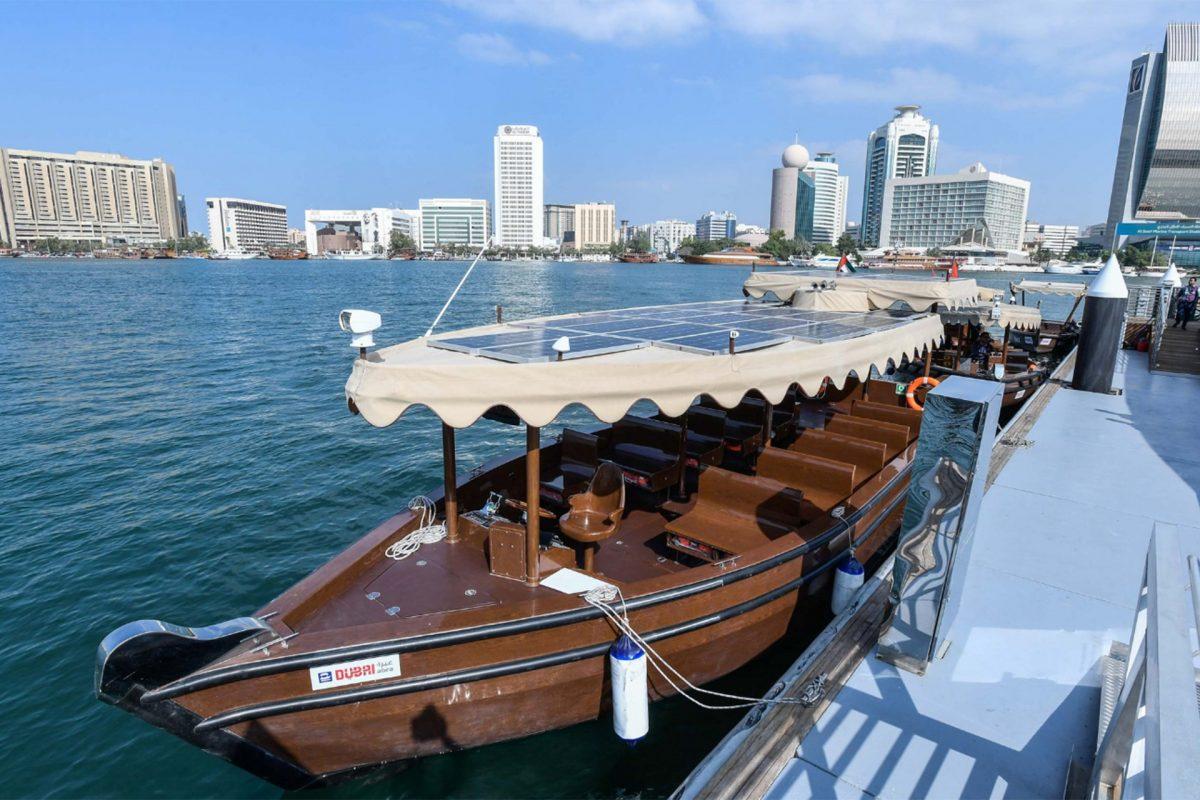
879;163;1030;251
175;194;188;237
1023;222;1080;256
0;148;184;246
543;203;575;244
1105;23;1200;249
493;124;544;248
770;144;808;239
862;105;939;246
696;210;737;241
419;198;490;249
647;219;695;253
303;208;421;255
804;153;850;244
572;203;616;250
206;197;288;254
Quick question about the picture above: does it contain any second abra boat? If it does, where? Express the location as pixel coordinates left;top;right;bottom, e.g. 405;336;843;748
95;284;968;788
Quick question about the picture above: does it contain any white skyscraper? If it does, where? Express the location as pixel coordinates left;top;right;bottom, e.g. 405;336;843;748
803;153;849;244
861;105;939;246
206;197;288;254
493;124;544;248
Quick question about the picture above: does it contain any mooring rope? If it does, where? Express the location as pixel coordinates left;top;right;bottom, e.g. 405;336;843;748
583;585;805;710
385;497;447;560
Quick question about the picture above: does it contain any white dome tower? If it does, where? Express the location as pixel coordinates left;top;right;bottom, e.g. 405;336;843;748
782;144;810;169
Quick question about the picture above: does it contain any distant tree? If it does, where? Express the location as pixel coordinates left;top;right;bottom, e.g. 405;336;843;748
927;247;943;258
835;232;859;258
1033;246;1054;264
389;230;416;257
813;243;837;257
678;236;732;257
1117;243;1152;268
628;232;651;254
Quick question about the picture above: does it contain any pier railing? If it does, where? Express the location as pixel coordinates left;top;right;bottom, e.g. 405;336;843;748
1146;287;1170;372
1087;523;1200;799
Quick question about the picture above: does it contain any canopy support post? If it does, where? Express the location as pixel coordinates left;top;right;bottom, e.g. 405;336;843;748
525;425;541;586
1001;324;1011;366
442;424;459;543
923;345;933;379
1065;294;1084;324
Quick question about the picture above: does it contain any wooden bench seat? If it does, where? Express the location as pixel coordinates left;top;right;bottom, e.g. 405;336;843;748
756;448;856;513
664;467;803;560
826;415;909;458
607;416;684;493
682;405;726;466
789;429;887;484
850;399;922;440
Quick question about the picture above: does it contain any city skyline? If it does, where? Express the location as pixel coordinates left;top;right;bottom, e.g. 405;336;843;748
4;1;1195;234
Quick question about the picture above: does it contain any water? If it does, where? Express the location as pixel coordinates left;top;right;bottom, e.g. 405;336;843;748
0;259;1124;798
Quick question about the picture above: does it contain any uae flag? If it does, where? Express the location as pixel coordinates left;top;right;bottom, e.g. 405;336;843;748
837;254;857;273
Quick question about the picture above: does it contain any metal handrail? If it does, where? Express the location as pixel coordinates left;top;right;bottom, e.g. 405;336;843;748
1149;287;1169;371
1088;524;1200;798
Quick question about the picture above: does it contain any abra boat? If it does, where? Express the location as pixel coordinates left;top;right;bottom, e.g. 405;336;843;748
268;249;309;260
1007;280;1085;356
325;250;385;261
617;252;660;263
95;289;948;789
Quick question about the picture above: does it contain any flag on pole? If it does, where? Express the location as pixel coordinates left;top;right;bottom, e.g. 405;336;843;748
837;254;857;274
949;258;960;278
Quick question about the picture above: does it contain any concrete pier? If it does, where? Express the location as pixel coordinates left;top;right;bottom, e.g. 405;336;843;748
678;351;1200;799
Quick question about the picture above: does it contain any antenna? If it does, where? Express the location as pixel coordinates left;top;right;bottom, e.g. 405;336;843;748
425;236;493;338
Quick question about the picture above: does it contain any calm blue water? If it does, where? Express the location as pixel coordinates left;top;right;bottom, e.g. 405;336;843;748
0;259;1104;798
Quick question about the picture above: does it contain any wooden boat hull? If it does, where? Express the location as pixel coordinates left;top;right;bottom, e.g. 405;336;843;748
97;431;912;788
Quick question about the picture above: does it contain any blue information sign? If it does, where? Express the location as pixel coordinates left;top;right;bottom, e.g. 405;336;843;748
1116;220;1200;237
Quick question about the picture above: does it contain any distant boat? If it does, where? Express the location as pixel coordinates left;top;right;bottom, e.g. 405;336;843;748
325;250;385;261
268;249;309;260
1042;261;1084;275
788;254;842;269
617;252;659;263
682;247;781;267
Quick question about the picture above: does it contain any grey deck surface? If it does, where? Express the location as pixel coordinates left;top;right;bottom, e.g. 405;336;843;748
764;353;1200;799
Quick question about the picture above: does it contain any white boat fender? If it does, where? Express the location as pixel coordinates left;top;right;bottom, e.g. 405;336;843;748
831;554;865;614
610;633;649;743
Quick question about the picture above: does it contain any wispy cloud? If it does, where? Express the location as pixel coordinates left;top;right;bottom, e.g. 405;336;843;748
456;32;551;66
779;67;1104;111
446;0;705;45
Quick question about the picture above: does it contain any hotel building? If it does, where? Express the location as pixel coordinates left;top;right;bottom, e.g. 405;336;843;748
493;124;544;248
206;198;288;254
419;198;490;249
648;219;696;254
0;148;185;247
1023;222;1080;256
878;163;1030;251
571;203;616;250
861;105;939;246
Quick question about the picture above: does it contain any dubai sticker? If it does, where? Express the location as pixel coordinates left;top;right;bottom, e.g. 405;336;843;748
309;654;401;691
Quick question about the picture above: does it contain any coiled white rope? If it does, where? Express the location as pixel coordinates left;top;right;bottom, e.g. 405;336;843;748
583;585;804;710
385;497;447;560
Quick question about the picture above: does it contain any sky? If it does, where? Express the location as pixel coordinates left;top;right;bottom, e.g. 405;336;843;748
3;1;1194;233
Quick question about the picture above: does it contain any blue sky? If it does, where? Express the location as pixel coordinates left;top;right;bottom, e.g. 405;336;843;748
4;1;1193;232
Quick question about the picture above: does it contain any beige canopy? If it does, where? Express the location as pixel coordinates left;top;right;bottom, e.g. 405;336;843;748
744;271;980;310
940;302;1042;331
345;312;945;429
1014;280;1087;298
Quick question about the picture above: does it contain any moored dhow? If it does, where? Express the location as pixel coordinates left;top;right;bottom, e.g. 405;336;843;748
96;290;955;789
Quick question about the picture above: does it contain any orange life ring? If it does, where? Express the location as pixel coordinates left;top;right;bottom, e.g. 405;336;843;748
905;376;940;411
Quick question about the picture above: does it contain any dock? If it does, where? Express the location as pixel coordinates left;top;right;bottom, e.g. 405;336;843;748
677;349;1200;799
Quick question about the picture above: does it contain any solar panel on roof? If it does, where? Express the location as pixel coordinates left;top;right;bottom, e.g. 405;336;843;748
783;322;865;342
729;316;813;333
430;327;579;354
658;329;791;355
549;316;677;335
476;334;644;363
